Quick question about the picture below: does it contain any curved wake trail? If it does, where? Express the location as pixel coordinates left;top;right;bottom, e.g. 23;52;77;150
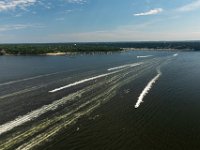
135;68;162;109
0;62;144;136
0;58;166;149
0;69;128;136
11;65;151;150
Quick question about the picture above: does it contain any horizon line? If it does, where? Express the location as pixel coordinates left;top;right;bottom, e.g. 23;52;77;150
1;40;200;45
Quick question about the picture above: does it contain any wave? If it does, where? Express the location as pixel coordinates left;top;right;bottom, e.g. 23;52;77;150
11;64;150;150
135;68;162;109
49;70;121;93
137;55;153;58
107;62;143;71
14;85;119;150
0;70;120;137
0;65;138;135
173;53;178;57
0;91;83;136
0;58;167;149
0;71;68;87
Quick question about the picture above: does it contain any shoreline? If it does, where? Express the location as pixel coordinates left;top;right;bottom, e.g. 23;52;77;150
0;48;194;56
43;52;73;56
122;48;192;51
0;51;119;56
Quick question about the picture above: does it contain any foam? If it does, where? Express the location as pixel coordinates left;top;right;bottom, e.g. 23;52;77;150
49;70;121;93
107;62;142;71
137;55;153;58
135;69;161;108
173;53;178;57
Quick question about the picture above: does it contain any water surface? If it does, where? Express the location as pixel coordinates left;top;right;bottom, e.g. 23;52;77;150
0;50;200;150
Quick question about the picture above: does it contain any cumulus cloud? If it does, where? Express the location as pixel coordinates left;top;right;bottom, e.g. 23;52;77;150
177;0;200;12
0;0;36;11
134;8;163;16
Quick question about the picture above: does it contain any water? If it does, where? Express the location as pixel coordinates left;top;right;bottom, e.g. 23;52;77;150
0;50;200;150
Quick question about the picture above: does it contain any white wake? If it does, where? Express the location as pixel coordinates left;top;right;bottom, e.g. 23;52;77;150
50;62;143;93
0;71;67;86
107;62;142;71
0;68;127;135
49;70;122;93
0;91;83;136
137;55;153;58
135;69;162;109
173;53;178;57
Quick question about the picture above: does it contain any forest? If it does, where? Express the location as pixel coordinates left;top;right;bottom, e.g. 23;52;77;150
0;41;199;55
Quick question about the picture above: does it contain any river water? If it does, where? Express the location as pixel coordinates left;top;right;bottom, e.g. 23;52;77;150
0;50;200;150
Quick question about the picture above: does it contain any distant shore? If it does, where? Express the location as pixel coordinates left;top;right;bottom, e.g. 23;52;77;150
0;43;122;56
44;52;74;56
0;48;191;56
122;48;191;51
0;51;119;56
1;41;199;56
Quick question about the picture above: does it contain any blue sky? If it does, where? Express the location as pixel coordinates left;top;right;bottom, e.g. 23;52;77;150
0;0;200;43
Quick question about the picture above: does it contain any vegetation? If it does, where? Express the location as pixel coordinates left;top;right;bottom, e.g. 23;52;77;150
105;41;200;51
0;41;200;55
0;43;122;55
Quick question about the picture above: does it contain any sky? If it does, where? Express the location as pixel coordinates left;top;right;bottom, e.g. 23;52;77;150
0;0;200;43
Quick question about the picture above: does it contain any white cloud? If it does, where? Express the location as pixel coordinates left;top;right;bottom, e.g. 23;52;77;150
134;8;163;16
38;1;52;10
46;21;161;42
63;9;73;14
66;0;86;4
56;17;65;21
177;0;200;12
0;24;44;32
0;0;36;11
47;30;200;43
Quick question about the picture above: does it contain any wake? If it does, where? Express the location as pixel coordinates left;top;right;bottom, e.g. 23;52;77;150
135;68;162;109
0;57;167;150
0;62;144;135
173;53;178;57
107;62;142;71
137;55;153;58
50;62;144;93
0;71;68;87
0;91;83;136
49;70;121;93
